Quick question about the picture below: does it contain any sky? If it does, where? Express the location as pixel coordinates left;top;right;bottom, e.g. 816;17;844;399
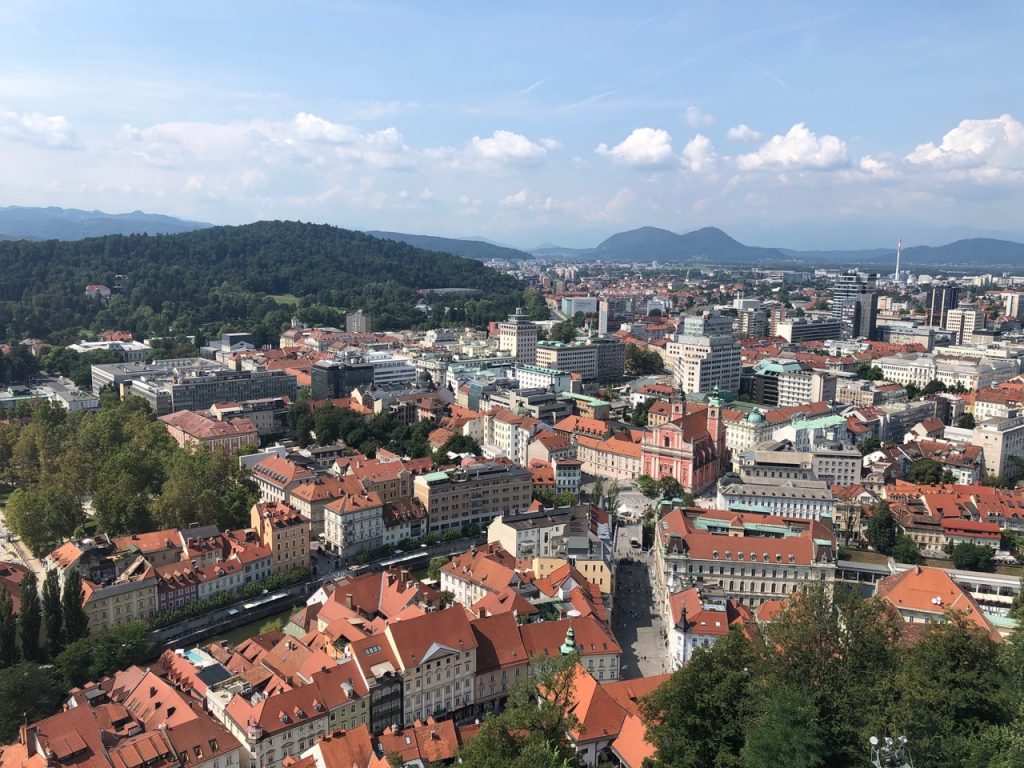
0;1;1022;250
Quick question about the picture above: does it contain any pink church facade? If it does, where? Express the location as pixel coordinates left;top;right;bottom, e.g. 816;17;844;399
640;396;726;494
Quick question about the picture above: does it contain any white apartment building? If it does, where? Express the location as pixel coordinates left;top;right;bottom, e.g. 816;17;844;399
323;490;385;559
498;308;539;365
514;364;572;392
876;352;1018;390
366;352;417;386
653;507;837;611
536;341;598;381
716;477;835;521
482;409;549;466
777;369;837;408
971;415;1024;481
945;305;983;345
667;311;740;395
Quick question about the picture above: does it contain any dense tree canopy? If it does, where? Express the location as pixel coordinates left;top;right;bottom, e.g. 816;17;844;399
866;501;898;555
645;587;1016;768
0;396;259;553
625;344;664;375
0;221;525;343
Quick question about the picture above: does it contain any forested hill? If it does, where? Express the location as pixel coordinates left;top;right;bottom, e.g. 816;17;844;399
0;220;525;344
367;230;533;261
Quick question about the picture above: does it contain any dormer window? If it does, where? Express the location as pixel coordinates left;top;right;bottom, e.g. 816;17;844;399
712;550;719;559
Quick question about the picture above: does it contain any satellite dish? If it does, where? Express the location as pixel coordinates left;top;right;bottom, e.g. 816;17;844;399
869;737;879;747
567;609;582;618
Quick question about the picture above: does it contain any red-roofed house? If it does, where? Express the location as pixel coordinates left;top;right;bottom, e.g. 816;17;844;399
876;565;1001;642
159;410;258;453
668;586;752;668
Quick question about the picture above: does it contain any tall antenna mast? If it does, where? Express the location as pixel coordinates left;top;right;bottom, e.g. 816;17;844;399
895;237;902;283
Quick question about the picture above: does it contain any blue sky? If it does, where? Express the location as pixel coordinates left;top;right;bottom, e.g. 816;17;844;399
1;1;1022;249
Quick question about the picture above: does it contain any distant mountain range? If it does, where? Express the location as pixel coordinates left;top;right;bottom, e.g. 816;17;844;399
0;206;210;240
531;226;1024;271
4;206;1023;272
366;230;533;261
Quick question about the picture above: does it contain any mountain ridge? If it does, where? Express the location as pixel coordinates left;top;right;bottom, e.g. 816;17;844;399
366;230;533;261
0;206;211;240
529;227;1024;270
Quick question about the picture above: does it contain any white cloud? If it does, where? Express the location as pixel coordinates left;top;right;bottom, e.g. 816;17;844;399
596;127;675;169
457;194;482;215
681;134;716;172
905;114;1024;171
736;123;848;170
585;186;636;221
539;137;561;150
727;123;762;142
292;112;360;144
469;129;548;164
0;107;74;147
117;113;416;171
685;106;715;128
499;188;529;207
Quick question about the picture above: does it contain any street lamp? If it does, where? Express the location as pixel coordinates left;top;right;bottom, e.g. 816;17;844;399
869;735;913;768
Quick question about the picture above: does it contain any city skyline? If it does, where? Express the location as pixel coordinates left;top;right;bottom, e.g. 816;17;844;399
0;2;1022;249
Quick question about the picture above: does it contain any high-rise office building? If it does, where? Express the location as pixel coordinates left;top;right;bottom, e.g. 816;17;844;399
498;308;539;364
311;358;375;399
925;282;960;327
667;310;741;394
945;303;984;345
832;270;878;340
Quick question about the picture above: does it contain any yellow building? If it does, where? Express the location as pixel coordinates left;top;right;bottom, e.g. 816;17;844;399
250;501;311;576
81;556;158;633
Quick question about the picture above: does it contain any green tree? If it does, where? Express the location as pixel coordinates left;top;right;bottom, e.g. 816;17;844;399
427;556;450;582
93;448;161;534
893;534;924;565
17;570;41;662
923;379;947;396
658;476;691;503
313;402;344;445
857;364;884;381
0;663;66;742
636;474;659;497
905;383;921;400
546;320;577;344
891;615;1011;767
41;569;62;657
758;587;903;767
951;542;996;572
604;481;621;517
152;447;257;530
908;459;955;485
61;569;89;642
866;501;898;555
958;412;977;430
56;622;151;687
458;653;582;768
740;686;825;768
1009;574;1024;621
625;344;664;375
0;588;17;667
858;435;882;456
4;485;83;556
644;629;757;768
630;399;652;426
433;433;481;463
